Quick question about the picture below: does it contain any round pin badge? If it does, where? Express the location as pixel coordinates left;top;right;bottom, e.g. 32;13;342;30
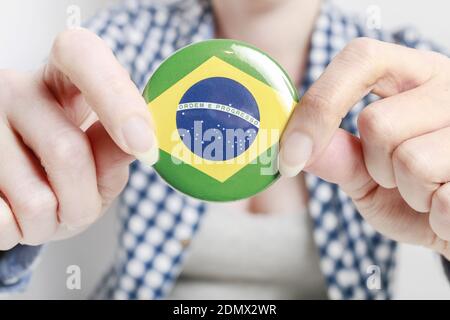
143;39;299;202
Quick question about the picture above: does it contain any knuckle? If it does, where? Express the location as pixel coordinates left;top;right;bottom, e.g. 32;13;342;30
429;52;450;81
52;30;78;62
52;28;96;63
427;51;449;65
0;215;19;251
392;141;432;181
15;188;57;221
426;233;446;252
66;203;102;229
300;88;345;130
342;37;379;62
301;88;337;120
358;105;394;148
60;192;102;229
443;250;450;262
0;69;23;103
0;234;19;250
433;186;450;215
0;241;18;251
0;69;21;83
45;130;91;169
21;232;54;246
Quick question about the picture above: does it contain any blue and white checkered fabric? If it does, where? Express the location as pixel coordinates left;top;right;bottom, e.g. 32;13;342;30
85;0;441;300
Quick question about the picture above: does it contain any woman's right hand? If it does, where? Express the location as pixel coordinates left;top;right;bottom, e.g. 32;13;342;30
0;28;158;249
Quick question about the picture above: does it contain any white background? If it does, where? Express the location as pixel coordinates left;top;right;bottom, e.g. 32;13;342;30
1;0;450;299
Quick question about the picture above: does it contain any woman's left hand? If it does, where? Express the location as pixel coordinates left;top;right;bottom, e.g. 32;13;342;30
279;37;450;260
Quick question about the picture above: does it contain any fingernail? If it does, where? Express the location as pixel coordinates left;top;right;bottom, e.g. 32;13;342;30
279;131;313;177
59;222;77;232
122;116;159;166
135;142;159;167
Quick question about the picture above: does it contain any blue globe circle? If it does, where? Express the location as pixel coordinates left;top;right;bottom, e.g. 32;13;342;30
176;77;260;161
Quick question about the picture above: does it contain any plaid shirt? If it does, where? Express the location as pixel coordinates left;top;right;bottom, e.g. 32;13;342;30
1;0;448;299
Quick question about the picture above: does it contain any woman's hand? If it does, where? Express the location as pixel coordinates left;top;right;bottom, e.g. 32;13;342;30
279;37;450;260
0;28;158;249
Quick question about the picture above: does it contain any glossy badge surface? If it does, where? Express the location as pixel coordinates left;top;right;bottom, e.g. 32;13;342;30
143;39;298;202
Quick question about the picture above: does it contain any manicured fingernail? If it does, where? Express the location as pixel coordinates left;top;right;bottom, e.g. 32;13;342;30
279;131;313;177
60;216;95;231
59;222;77;232
122;116;159;166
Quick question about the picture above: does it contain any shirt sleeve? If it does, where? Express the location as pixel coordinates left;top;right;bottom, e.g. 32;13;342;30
0;245;43;294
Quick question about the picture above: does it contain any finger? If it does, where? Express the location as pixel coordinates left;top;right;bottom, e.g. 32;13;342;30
86;121;134;206
6;77;102;229
0;194;21;250
45;28;158;165
359;81;450;188
51;122;134;241
51;220;91;242
306;129;436;247
0;122;58;245
51;122;133;241
279;37;440;177
392;126;450;213
430;183;450;243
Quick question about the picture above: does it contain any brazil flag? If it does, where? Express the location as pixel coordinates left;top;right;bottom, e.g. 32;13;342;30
143;39;298;202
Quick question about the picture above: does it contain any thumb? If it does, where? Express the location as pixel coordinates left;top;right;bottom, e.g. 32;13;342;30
278;39;434;178
303;129;377;201
47;29;159;166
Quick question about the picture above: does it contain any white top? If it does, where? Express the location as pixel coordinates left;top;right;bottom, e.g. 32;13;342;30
168;203;327;299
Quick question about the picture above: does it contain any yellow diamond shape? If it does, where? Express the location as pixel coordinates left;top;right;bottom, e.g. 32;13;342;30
148;56;295;182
